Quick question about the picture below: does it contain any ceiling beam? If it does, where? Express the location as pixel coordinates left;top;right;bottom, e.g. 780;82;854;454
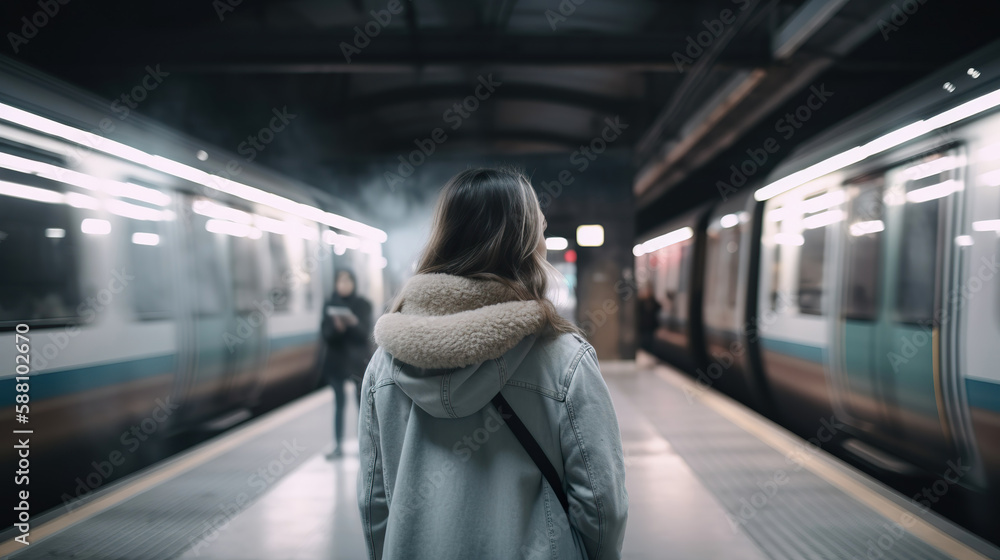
364;128;592;153
29;30;766;73
634;0;770;160
344;82;634;116
772;0;852;60
634;0;901;206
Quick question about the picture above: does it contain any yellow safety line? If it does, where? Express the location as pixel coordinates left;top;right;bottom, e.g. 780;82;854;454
0;390;330;557
653;366;992;560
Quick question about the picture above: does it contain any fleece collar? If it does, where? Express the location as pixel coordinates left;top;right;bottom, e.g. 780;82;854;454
373;273;546;369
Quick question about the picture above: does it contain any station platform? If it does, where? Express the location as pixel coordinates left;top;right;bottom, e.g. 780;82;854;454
3;358;999;560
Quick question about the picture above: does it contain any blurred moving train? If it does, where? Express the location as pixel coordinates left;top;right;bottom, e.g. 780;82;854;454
0;58;386;518
635;41;1000;535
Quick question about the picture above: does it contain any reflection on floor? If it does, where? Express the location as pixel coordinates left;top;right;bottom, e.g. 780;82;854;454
178;449;365;560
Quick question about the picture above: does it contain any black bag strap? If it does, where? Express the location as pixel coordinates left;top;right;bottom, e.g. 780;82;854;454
491;392;570;514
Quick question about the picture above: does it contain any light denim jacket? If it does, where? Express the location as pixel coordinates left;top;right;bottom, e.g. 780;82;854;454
357;332;628;560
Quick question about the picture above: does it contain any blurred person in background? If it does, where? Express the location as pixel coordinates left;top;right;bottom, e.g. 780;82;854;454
358;168;628;560
321;268;374;459
637;284;661;350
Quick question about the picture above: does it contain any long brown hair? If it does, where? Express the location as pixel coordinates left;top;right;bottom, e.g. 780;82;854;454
393;167;581;337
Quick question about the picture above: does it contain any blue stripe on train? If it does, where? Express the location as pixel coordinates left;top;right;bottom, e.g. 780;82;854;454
759;337;826;364
967;378;1000;413
0;331;319;406
269;331;319;351
759;338;1000;413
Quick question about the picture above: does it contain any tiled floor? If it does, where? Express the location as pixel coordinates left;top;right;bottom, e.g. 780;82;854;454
11;360;998;560
180;365;767;560
178;450;366;560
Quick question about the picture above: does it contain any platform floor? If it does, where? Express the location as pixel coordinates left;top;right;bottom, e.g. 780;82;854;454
4;358;999;560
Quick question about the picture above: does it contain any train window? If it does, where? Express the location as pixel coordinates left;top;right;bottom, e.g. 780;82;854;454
678;243;692;293
189;216;228;316
267;233;291;312
127;220;174;319
303;239;315;309
768;207;784;312
895;176;942;324
725;227;740;308
231;234;261;313
843;184;884;320
0;189;81;327
707;226;742;312
797;227;826;315
704;233;722;308
770;243;782;311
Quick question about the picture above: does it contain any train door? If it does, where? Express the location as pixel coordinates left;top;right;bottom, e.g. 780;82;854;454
835;150;962;468
837;176;889;429
224;232;266;406
174;195;266;425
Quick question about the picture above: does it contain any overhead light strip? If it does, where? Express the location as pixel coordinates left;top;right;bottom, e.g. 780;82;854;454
0;102;387;243
634;226;693;256
0;152;171;206
755;87;1000;201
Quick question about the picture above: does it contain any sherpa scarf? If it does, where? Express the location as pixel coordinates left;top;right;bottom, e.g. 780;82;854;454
373;273;546;369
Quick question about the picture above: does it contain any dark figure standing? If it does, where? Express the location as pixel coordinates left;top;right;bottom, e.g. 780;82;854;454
637;285;661;350
321;269;374;459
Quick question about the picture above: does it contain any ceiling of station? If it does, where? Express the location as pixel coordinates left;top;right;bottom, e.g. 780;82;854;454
2;0;999;226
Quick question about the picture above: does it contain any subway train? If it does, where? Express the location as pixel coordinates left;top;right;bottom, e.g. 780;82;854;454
635;41;1000;536
0;58;386;518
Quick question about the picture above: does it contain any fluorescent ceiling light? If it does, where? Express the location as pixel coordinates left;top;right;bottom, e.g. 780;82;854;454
635;226;693;256
576;225;604;247
767;191;845;222
0;180;64;204
65;192;100;209
849;220;885;236
131;232;161;246
800;191;845;214
755;87;1000;201
254;214;290;235
206;219;255;238
902;155;964;180
954;235;974;246
45;228;65;238
905;179;963;203
81;218;111;235
193;199;252;224
972;219;1000;232
113;182;171;206
546;237;569;250
719;214;739;229
802;209;844;229
0;152;170;206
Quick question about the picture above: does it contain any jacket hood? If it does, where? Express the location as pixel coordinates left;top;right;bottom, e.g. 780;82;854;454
388;333;538;418
373;273;547;418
